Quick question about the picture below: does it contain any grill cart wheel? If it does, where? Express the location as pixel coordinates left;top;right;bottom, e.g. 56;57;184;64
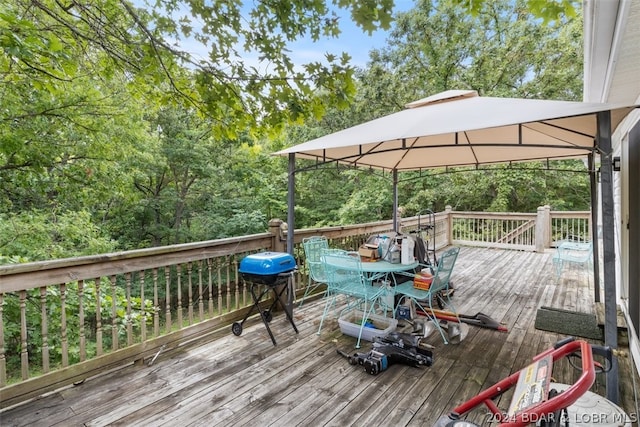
231;322;243;336
263;310;273;322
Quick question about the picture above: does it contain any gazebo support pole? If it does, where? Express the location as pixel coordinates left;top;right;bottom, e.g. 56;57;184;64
287;153;295;256
392;169;399;232
589;153;600;303
597;110;619;404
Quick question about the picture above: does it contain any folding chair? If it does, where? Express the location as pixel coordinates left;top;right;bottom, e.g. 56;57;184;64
552;240;593;279
393;246;460;344
318;250;387;348
299;236;330;307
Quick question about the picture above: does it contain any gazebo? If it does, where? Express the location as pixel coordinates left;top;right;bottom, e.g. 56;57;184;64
275;89;638;401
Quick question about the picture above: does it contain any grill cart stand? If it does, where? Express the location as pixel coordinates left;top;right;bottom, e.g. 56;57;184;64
233;252;299;346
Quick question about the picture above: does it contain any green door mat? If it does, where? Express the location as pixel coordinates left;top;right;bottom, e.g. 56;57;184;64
534;306;603;340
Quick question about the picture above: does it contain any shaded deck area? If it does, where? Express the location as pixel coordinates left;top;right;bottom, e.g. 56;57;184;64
1;247;638;426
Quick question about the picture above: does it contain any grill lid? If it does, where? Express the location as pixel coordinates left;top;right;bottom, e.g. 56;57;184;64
239;252;296;276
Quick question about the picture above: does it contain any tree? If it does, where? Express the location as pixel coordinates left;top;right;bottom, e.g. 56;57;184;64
1;0;398;253
121;106;223;246
0;210;117;261
286;0;587;225
454;0;579;24
360;0;583;106
1;0;395;138
0;0;592;260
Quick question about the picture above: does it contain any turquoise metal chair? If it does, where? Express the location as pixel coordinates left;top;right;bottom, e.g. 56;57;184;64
299;236;330;307
318;250;387;348
393;246;460;344
552;240;593;279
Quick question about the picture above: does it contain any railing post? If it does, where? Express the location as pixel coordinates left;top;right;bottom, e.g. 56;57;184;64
445;205;453;246
535;205;550;253
269;218;286;253
545;205;552;248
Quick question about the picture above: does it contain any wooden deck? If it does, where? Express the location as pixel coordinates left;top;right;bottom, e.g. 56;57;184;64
1;247;637;426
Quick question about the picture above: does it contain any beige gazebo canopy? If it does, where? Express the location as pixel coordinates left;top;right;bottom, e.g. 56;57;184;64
275;90;636;170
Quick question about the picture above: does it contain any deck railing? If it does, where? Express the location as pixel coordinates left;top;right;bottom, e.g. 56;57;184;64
0;207;591;408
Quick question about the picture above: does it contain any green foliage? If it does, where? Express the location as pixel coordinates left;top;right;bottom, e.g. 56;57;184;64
360;0;583;105
453;0;579;24
0;210;117;261
1;0;397;251
1;0;393;138
0;0;591;255
283;0;587;228
395;161;591;215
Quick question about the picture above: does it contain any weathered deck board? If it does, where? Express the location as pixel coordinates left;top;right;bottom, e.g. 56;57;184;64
1;247;638;426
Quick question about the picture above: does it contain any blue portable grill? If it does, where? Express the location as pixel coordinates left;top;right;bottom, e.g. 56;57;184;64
232;252;299;345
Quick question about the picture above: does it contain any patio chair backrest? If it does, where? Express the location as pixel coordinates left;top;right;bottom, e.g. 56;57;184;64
302;236;329;282
321;250;367;293
430;247;460;293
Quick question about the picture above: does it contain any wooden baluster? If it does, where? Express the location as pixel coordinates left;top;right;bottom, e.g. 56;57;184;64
0;293;5;386
197;260;204;321
239;259;246;307
140;270;146;342
19;290;29;379
78;280;86;362
164;266;171;334
125;272;133;346
60;284;68;367
474;218;478;242
218;263;223;315
110;275;118;351
96;277;103;356
40;287;49;373
490;218;494;243
485;218;489;243
207;259;214;315
187;262;193;325
152;268;159;337
505;219;509;244
487;218;491;243
227;257;233;310
176;264;183;329
234;259;241;310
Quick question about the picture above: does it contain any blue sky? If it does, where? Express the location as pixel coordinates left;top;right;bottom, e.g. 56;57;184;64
286;1;416;68
172;1;416;70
